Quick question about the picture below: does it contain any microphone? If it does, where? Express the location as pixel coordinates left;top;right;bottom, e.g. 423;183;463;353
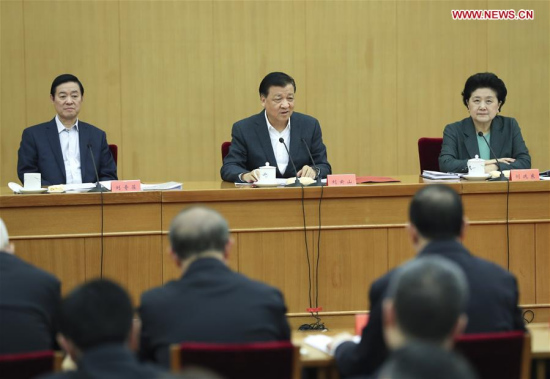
87;144;111;192
477;131;507;181
278;138;302;187
301;138;323;186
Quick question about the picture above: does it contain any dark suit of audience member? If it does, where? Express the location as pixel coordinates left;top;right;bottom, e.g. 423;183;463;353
139;206;291;368
40;279;163;379
17;73;117;186
221;72;331;183
0;225;61;354
332;185;525;378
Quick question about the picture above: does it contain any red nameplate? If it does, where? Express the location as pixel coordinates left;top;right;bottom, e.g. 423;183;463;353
306;307;323;313
510;169;539;182
111;180;142;192
327;174;357;186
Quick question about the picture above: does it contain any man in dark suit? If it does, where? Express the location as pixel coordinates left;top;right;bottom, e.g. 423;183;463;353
139;206;291;367
17;74;117;186
221;72;331;183
40;279;163;379
0;218;61;354
332;184;525;378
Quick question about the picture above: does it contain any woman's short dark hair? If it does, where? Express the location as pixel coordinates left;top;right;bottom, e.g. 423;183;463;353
461;72;507;110
50;74;84;97
259;72;296;98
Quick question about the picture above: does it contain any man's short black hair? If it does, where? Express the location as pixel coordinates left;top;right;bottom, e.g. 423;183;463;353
50;74;84;97
387;256;468;344
409;184;463;240
380;342;478;379
462;72;507;111
169;206;230;261
58;279;133;351
259;72;296;98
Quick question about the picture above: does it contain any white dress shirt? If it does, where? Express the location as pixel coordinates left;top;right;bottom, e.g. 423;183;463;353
55;115;82;184
265;111;291;175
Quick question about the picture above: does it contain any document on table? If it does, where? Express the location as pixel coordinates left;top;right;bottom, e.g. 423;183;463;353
304;334;361;354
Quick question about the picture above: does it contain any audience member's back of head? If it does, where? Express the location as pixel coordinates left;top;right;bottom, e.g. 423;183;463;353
0;218;10;251
409;184;463;240
386;255;468;345
169;206;230;261
59;279;133;351
379;342;478;379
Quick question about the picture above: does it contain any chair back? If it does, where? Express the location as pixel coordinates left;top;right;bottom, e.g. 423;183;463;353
221;141;231;160
109;144;118;165
454;331;531;379
170;341;300;379
0;350;63;379
418;137;443;173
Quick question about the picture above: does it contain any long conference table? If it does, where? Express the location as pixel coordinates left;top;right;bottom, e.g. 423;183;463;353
1;176;549;327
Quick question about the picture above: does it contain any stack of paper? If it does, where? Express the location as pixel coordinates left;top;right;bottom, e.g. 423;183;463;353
421;171;462;180
141;182;182;191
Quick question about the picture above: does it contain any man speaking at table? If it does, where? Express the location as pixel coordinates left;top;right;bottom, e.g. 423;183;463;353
17;74;117;186
221;72;331;183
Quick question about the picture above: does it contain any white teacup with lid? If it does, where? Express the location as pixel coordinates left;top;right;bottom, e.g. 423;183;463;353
467;155;485;176
258;162;276;182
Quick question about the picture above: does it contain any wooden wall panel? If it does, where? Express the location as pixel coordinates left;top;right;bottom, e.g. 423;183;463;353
387;227;416;270
315;229;389;311
0;1;26;186
14;237;98;296
488;1;550;170
213;1;307;172
305;1;397;176
1;1;549;184
396;1;489;175
463;224;508;269
535;224;550;304
509;224;536;304
119;1;214;183
102;235;163;306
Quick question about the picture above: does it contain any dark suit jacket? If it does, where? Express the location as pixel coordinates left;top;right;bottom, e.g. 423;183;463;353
334;240;525;378
220;111;331;182
439;116;531;173
138;258;291;367
17;118;118;186
39;344;163;379
0;251;61;354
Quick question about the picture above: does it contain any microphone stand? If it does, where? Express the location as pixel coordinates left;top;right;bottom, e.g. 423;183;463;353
477;132;508;181
301;138;324;186
87;144;111;192
279;138;302;188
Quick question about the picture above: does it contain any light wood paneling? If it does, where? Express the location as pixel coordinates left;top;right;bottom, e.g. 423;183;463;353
388;227;416;270
0;0;26;186
315;229;389;312
509;224;536;304
488;1;550;170
118;1;214;183
535;224;550;304
305;1;397;176
213;0;307;170
397;1;489;175
14;237;99;296
463;224;508;269
238;231;312;313
102;235;163;306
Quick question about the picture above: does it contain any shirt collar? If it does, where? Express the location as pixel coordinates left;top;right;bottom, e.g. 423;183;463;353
264;110;290;133
55;115;79;134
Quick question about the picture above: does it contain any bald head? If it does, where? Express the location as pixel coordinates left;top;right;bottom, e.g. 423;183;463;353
409;185;463;240
169;206;230;260
0;218;9;251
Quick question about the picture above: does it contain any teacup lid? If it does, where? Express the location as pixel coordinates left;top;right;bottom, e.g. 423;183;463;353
260;162;275;169
468;155;485;163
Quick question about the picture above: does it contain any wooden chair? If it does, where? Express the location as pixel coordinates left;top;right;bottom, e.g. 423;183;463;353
454;331;531;379
0;350;63;379
170;341;300;379
418;137;443;173
109;144;118;165
221;141;231;160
